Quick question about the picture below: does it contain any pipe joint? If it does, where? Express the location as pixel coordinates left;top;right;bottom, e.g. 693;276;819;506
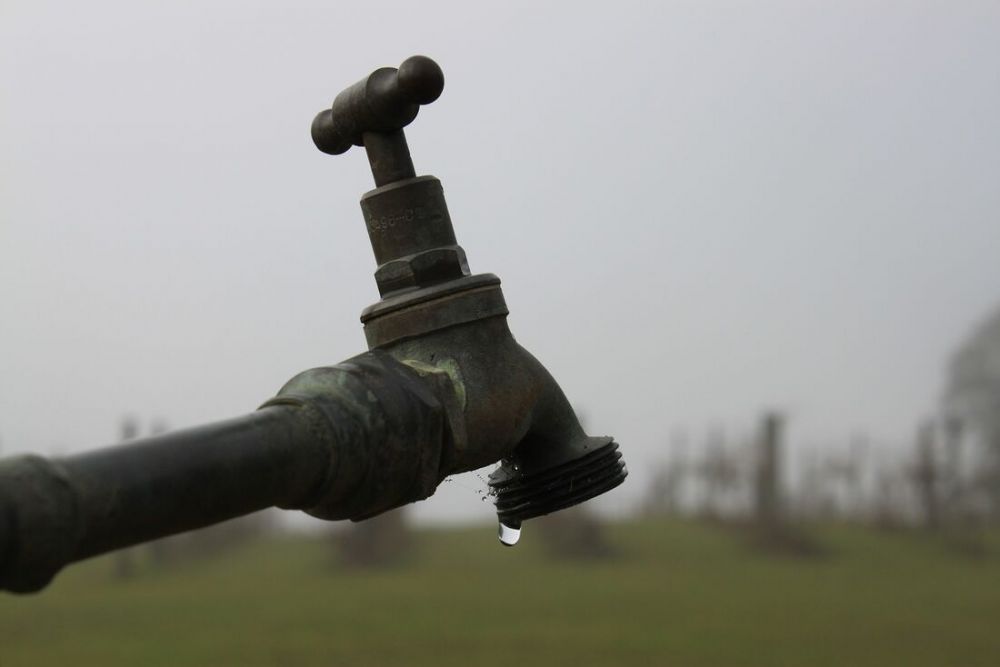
264;350;467;521
0;456;80;593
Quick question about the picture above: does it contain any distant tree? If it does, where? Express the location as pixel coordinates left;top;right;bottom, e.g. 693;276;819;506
909;421;942;531
697;428;742;519
796;453;836;520
643;431;690;516
943;302;1000;521
840;435;868;520
801;438;866;521
872;465;910;530
338;508;412;568
536;505;616;560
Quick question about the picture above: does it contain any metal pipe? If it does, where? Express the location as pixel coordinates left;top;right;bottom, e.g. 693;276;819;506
0;351;463;593
62;406;323;560
0;406;325;593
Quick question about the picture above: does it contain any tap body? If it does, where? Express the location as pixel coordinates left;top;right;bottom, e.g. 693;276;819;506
0;56;625;594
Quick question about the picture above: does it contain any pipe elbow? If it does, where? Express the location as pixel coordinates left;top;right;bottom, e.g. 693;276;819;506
377;315;627;525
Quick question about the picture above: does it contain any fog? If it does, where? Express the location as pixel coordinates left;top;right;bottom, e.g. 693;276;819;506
2;1;999;523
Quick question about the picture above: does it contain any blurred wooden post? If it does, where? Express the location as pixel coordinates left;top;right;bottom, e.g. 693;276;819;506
537;505;615;559
643;430;689;517
754;412;783;529
113;416;139;579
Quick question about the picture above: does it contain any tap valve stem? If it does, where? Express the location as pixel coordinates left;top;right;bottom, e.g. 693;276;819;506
311;55;473;303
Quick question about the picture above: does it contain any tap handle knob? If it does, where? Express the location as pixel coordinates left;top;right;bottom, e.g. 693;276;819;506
311;55;444;156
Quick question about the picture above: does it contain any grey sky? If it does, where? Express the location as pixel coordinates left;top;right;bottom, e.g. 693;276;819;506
2;1;999;523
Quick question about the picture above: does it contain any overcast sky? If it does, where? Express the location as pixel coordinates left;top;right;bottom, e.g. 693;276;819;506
2;1;999;524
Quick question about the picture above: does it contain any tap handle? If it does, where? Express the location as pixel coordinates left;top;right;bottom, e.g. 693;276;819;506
311;55;444;156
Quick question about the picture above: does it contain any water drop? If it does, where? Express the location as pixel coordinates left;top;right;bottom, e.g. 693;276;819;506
498;521;521;547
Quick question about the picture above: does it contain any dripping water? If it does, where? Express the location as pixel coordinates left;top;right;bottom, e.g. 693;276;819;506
498;521;521;547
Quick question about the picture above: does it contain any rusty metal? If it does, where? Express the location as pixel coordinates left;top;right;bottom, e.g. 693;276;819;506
0;55;626;594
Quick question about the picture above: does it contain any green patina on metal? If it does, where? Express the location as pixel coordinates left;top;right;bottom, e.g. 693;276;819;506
402;357;466;410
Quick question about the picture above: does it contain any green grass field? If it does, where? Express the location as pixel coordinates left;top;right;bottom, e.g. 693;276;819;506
2;519;999;666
